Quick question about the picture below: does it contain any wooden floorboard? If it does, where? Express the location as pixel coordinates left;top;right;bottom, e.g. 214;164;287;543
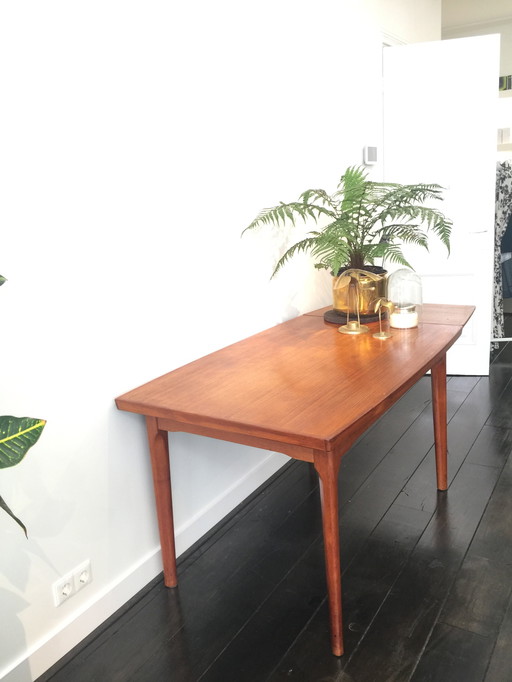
38;341;512;682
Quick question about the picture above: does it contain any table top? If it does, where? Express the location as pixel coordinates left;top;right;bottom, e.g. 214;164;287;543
115;304;474;453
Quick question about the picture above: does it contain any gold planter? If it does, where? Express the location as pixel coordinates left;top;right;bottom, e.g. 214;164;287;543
332;267;387;318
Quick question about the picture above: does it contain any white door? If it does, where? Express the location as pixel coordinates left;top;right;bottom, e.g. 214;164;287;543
383;35;500;375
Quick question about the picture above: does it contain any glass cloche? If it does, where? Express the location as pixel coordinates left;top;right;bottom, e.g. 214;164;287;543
387;269;422;329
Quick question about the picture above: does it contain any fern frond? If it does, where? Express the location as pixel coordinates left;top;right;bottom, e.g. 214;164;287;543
376;223;429;249
378;205;452;252
311;239;353;275
299;189;338;212
369;243;413;269
242;201;333;235
271;237;320;277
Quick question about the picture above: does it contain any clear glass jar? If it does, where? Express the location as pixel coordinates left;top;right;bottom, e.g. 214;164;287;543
387;269;422;329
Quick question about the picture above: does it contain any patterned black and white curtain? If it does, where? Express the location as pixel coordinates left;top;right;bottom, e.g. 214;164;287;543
493;161;512;344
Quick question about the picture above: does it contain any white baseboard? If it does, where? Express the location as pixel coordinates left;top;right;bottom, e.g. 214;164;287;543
2;452;288;682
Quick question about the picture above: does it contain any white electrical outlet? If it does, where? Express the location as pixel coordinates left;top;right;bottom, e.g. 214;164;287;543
52;559;92;607
52;573;75;607
74;559;92;593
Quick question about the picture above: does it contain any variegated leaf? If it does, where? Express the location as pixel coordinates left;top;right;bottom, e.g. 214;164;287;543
0;416;46;469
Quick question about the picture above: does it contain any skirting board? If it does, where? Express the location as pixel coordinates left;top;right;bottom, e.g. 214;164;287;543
2;452;288;682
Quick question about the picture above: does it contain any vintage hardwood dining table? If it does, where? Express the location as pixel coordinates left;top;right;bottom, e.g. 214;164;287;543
115;303;475;656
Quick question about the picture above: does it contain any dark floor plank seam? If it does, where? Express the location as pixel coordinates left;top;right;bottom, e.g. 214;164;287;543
404;462;509;682
195;534;327;681
263;594;330;682
338;507;439;678
481;586;512;682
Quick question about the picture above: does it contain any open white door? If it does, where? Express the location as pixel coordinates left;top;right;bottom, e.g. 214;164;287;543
383;35;500;375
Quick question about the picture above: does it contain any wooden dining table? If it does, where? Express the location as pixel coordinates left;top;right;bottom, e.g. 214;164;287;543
115;303;475;656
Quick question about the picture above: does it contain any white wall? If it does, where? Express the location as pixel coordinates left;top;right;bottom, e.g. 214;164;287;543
443;18;512;76
369;0;442;43
0;2;440;680
442;0;512;29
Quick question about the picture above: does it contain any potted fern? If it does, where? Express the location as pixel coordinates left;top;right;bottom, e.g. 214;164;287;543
0;275;45;536
242;166;452;320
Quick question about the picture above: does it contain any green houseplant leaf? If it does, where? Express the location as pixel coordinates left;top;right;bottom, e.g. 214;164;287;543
0;416;46;536
0;495;28;537
0;416;46;469
0;275;6;286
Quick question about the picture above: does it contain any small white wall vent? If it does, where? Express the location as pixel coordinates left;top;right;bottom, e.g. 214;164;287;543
363;146;378;165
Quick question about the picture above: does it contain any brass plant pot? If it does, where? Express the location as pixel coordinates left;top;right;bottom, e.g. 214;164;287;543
332;267;387;319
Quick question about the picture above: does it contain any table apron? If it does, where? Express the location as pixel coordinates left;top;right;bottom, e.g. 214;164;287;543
156;417;318;463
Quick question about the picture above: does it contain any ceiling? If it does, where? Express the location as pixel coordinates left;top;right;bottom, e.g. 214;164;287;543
442;0;512;30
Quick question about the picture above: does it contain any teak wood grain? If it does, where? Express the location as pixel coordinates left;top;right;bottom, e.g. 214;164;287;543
115;304;474;656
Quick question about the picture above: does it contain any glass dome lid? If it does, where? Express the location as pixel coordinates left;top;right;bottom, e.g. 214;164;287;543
387;269;422;329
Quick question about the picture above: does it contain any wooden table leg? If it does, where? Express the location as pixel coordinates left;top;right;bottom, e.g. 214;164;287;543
431;354;448;491
314;450;344;656
146;416;178;587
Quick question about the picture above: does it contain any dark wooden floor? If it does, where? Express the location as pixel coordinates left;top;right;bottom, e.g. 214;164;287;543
39;318;512;682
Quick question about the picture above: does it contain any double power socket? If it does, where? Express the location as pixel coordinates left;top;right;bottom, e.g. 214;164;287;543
52;559;92;607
